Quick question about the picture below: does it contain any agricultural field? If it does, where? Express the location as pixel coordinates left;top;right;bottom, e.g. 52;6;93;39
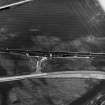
0;0;104;105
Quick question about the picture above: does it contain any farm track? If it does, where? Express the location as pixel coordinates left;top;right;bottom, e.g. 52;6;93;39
0;70;105;82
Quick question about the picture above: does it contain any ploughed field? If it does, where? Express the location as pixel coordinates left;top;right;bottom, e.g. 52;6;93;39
0;0;104;104
0;52;101;105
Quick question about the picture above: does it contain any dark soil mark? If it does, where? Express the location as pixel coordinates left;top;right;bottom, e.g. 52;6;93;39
70;80;105;105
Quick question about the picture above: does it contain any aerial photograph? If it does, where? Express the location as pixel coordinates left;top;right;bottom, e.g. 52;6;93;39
0;0;105;105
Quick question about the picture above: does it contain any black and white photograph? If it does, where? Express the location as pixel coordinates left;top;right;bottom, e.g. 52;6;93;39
0;0;105;105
